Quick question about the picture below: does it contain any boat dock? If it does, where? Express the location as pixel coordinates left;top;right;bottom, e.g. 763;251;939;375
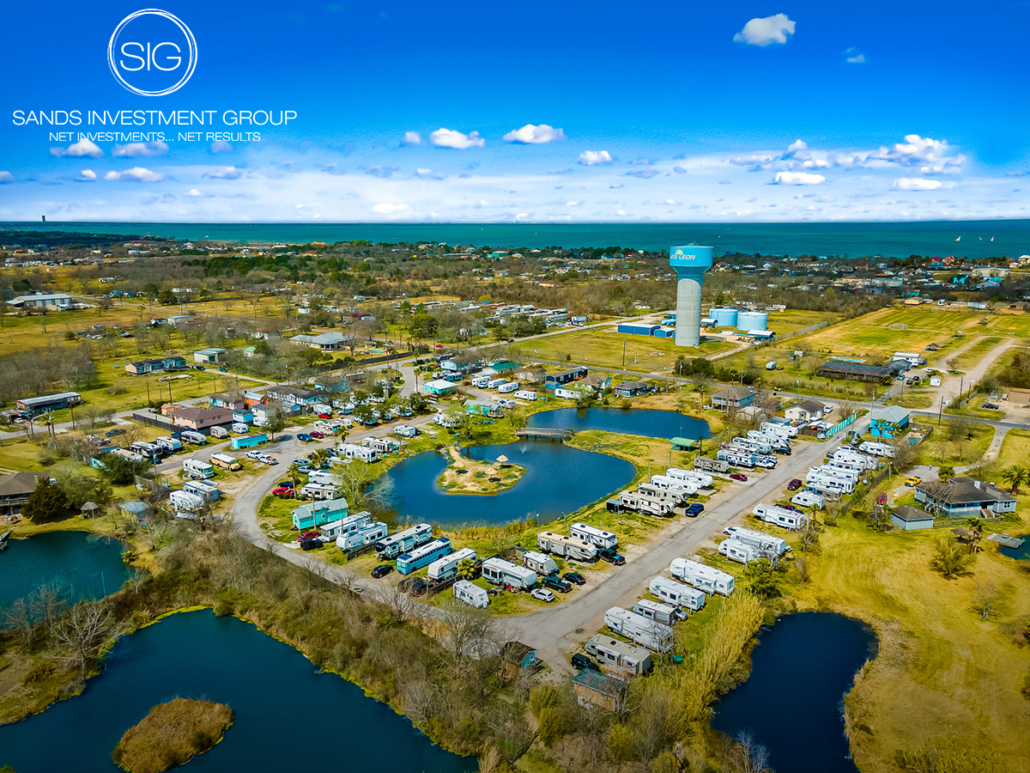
0;530;10;552
987;533;1025;549
515;428;574;441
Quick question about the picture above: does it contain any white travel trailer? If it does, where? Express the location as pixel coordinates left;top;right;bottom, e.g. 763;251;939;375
585;634;653;675
724;526;789;556
537;531;598;561
570;522;618;550
648;576;706;613
619;490;676;517
749;429;791;447
603;608;673;653
731;437;771;455
300;482;338;501
752;503;808;530
666;467;713;488
717;449;755;468
428;547;478;583
832;449;877;470
636;482;686;505
321;512;372;540
693;457;730;474
806;473;854;495
481;557;537;590
826;457;867;475
649;474;698;496
375;523;434;558
434;413;459;428
791;490;826;510
809;465;859;483
154;436;183;453
859;441;895;458
232;422;250;435
180;430;208;446
514;389;537;401
718;538;762;565
487;378;507;389
337;521;387;551
170;489;205;512
307;470;337;486
522;550;559;577
471;375;492;388
453;580;489;608
753;454;778;469
183;480;219;501
497;381;519;393
338;443;379;463
761;421;798;438
182;458;215;479
670;558;735;596
632;598;680;626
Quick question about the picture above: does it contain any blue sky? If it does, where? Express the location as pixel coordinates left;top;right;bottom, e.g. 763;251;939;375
1;0;1028;223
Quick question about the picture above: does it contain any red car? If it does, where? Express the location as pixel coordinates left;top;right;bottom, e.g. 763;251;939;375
297;531;320;543
310;431;325;439
318;413;332;419
787;479;803;491
729;473;748;482
273;487;295;497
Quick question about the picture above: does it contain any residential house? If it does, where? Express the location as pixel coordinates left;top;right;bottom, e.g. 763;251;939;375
464;400;503;418
572;670;629;711
423;379;458;396
193;348;227;364
208;393;246;410
243;390;266;407
10;292;71;308
870;406;910;438
498;642;541;681
711;385;755;411
514;366;546;384
890;506;935;531
124;356;187;376
582;373;612;394
0;471;46;516
253;402;302;426
266;385;320;407
545;366;588;389
289;332;352;352
15;392;81;416
613;380;648;397
292;496;349;530
818;360;892;383
914;477;1017;519
168;406;233;432
785;399;826;423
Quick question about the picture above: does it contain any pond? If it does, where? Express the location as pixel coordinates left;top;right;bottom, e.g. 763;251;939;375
379;440;637;526
999;534;1028;561
711;612;878;773
0;531;131;622
0;610;475;773
527;407;712;440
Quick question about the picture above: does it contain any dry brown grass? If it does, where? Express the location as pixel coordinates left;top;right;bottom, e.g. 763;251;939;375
112;698;232;773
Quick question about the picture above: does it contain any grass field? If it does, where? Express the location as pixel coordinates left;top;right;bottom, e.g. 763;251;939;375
948;336;1004;370
914;420;995;467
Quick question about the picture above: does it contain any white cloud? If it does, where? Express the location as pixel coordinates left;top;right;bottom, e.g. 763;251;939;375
566;201;579;207
733;14;795;46
366;165;398;178
372;202;409;214
0;171;13;184
203;166;242;180
730;153;776;171
625;169;660;178
772;171;826;185
187;188;201;196
429;128;485;149
210;140;234;154
672;166;687;174
112;141;168;158
50;138;102;159
103;167;165;182
894;177;943;191
503;124;567;144
401;131;423;146
628;158;654;165
577;150;613;166
416;168;447;180
76;169;96;182
845;47;866;64
787;139;807;153
876;135;962;169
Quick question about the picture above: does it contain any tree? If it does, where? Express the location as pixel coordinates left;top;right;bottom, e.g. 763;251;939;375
286;463;303;489
59;474;113;510
263;401;287;440
974;582;998;621
51;601;125;677
1001;464;1029;494
456;557;478;581
157;289;178;305
23;477;68;521
725;730;771;773
742;557;779;597
930;534;975;578
98;453;150;485
964;517;984;554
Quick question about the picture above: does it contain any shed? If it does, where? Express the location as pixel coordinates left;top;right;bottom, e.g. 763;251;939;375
572;670;629;710
193;348;228;364
498;641;540;681
890;506;935;531
670;437;698;451
870;406;911;438
423;379;458;396
120;500;153;523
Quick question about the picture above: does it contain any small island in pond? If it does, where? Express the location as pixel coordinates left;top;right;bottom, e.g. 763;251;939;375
112;698;233;773
437;446;526;495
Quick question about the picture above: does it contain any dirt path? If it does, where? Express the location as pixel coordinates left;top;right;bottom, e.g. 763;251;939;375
938;337;1020;406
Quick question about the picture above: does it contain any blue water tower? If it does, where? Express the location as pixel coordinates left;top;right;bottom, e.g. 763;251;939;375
669;246;714;347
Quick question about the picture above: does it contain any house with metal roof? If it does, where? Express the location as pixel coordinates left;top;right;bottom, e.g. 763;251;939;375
289;332;352;351
193;348;228;364
572;670;629;710
292;497;349;530
914;477;1017;519
818;360;892;383
870;406;910;438
711;385;755;411
613;380;648;397
890;506;935;531
10;292;72;308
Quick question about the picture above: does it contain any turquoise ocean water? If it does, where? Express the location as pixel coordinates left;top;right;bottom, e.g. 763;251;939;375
1;220;1028;259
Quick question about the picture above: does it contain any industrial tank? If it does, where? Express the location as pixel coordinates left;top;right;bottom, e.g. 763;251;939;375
737;311;769;331
710;307;739;327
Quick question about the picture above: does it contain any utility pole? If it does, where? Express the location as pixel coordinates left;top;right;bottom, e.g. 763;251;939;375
938;395;943;426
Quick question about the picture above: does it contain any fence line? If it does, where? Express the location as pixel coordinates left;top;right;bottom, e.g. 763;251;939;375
756;319;830;348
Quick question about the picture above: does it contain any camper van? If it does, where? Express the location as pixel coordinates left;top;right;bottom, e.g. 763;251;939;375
453;580;489;608
180;430;207;446
570;523;618;550
337;521;387;551
375;523;434;559
632;598;681;625
791;490;826;509
481;557;537;590
648;576;706;613
427;547;478;583
537;532;598;561
752;503;808;530
182;458;215;480
585;635;653;675
210;452;241;471
670;558;735;596
724;526;789;556
603;608;673;653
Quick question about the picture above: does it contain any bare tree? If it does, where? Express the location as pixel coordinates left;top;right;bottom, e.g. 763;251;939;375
974;582;998;621
724;730;771;773
51;601;125;677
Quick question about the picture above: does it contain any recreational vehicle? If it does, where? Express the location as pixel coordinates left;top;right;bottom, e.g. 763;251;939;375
648;576;706;613
636;483;686;505
809;465;859;483
618;490;676;517
514;389;537;401
453;580;489;608
307;470;337;486
397;538;453;575
716;449;755;469
522;550;559;577
320;512;372;540
537;531;598;561
180;430;207;446
718;538;762;565
154;436;183;453
375;523;434;558
497;381;519;394
182;458;215;480
434;413;459;428
570;523;618;550
603;608;673;653
183;480;219;501
481;557;537;590
232;422;250;434
337;521;387;551
752;503;808;530
791;490;825;509
584;635;653;675
693;457;730;474
723;526;789;556
471;375;491;388
428;547;478;583
210;452;241;471
338;443;379;463
169;490;205;512
666;467;714;488
670;558;735;596
753;454;778;469
209;426;229;440
300;482;338;501
633;598;680;625
731;437;771;455
649;474;698;496
761;421;798;438
859;441;895;458
129;442;162;462
487;378;507;389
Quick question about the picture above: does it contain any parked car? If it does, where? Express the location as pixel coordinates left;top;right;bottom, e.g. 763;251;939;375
318;413;332;419
262;456;278;465
904;476;922;487
297;531;320;542
729;473;748;482
245;450;263;460
310;431;325;440
371;565;393;579
597;549;626;566
787;479;803;491
571;653;599;672
530;588;555;603
297;433;312;442
105;428;126;437
273;487;295;497
300;538;321;551
983;403;1000;410
277;480;295;489
686;503;705;514
542;576;572;593
562;572;586;586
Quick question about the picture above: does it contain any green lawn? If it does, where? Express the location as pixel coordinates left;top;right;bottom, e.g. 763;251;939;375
514;329;734;373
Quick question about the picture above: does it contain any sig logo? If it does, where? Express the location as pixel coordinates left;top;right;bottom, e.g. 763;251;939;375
108;9;197;97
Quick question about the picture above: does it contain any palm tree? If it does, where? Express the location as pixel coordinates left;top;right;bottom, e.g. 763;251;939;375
1001;464;1028;494
964;517;984;554
310;449;331;470
286;463;303;489
456;557;478;581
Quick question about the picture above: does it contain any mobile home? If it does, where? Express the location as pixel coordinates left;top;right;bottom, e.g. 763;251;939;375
584;635;652;675
537;531;598;561
718;538;762;565
182;458;215;480
183;480;219;501
603;608;673;653
648;576;706;613
670;558;735;596
570;522;618;550
453;580;489;608
397;538;453;575
522;550;559;576
230;433;268;450
481;557;537;590
375;523;434;559
427;547;478;583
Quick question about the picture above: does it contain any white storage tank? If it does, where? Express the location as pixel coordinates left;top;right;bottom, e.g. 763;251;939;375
737;310;769;331
710;307;739;327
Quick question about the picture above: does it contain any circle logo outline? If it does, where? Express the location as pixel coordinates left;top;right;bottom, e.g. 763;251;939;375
107;9;197;97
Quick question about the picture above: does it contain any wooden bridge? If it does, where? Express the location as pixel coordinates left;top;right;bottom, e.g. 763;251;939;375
515;428;574;441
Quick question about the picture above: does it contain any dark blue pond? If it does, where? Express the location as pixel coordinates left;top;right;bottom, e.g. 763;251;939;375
0;531;131;621
380;440;636;526
711;612;877;773
527;407;712;440
0;610;474;773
